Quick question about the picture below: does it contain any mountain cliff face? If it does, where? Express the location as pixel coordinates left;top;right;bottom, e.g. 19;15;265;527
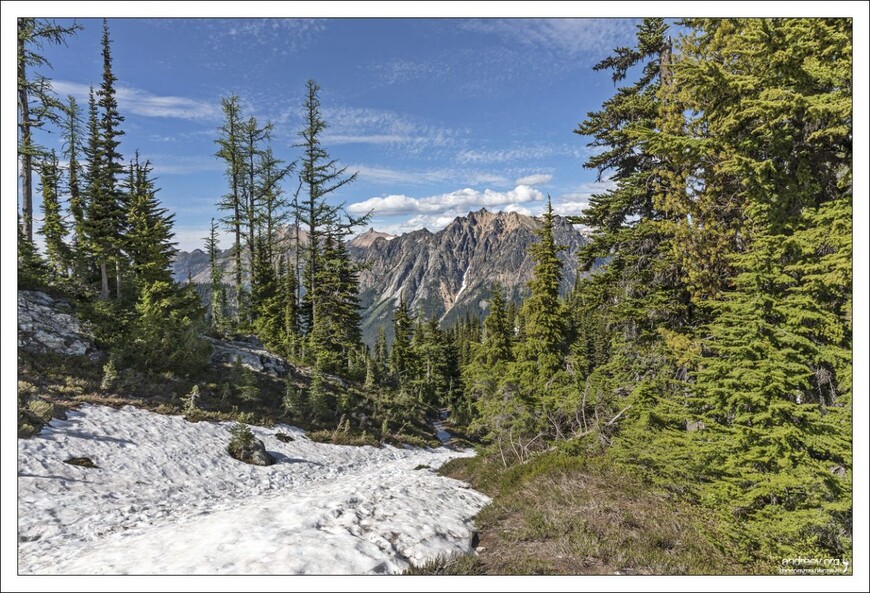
350;208;586;343
172;209;587;344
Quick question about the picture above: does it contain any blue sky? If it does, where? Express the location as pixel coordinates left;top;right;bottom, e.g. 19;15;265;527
29;17;639;250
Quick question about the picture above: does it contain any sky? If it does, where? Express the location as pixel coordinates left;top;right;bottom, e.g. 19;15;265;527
25;17;637;250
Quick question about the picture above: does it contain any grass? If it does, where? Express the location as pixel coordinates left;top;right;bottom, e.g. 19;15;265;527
413;451;755;576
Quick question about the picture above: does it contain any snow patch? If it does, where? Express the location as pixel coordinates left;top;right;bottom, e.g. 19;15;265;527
18;405;488;574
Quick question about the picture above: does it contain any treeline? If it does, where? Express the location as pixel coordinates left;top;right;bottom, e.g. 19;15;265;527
18;18;206;374
460;18;852;564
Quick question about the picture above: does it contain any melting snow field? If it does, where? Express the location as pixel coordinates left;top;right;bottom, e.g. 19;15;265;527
17;405;489;575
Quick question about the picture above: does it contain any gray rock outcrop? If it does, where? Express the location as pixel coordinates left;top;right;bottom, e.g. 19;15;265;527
18;291;95;357
206;335;288;377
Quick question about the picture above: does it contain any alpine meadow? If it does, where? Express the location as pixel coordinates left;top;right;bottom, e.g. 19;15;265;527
11;13;862;584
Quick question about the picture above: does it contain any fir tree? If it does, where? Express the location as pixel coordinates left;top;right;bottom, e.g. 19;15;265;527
124;153;177;290
38;150;70;279
96;18;127;300
514;198;566;377
204;218;226;333
62;94;87;281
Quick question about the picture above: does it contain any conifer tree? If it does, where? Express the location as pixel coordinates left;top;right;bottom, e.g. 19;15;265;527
17;18;81;242
479;284;513;366
296;79;357;334
124;153;177;290
514;198;566;377
390;294;415;384
96;19;127;300
215;94;246;324
204;218;226;333
82;86;112;299
62;94;88;282
38;150;70;279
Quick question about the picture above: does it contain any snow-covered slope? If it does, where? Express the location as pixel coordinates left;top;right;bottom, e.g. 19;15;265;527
18;405;489;575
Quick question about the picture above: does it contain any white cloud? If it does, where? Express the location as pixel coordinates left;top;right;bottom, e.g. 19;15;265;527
349;185;545;217
53;80;220;121
515;173;552;186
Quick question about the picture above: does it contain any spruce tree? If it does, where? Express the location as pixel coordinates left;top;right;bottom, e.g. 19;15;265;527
204;218;226;334
124;153;177;290
390;294;415;384
37;150;70;279
62;94;88;282
514;198;566;377
82;86;112;299
96;18;127;300
479;283;513;366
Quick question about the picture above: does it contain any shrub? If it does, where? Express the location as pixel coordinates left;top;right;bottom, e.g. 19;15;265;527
101;357;119;391
228;422;255;457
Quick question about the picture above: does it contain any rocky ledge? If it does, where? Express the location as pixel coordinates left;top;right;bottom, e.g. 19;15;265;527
18;291;96;358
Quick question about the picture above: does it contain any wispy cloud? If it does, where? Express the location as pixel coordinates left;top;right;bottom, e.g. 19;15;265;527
515;173;553;186
351;164;508;188
366;57;453;86
457;144;581;165
148;154;224;176
349;184;545;218
53;80;220;121
323;106;460;154
460;19;638;59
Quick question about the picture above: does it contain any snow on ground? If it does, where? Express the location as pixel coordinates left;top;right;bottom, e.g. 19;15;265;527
18;404;489;575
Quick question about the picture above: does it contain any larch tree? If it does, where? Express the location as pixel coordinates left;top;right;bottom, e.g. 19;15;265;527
17;17;80;242
215;94;246;325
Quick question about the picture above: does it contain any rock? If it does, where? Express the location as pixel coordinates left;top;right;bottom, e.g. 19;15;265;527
18;291;94;357
205;335;288;377
686;420;706;432
64;456;98;469
275;432;294;443
228;437;274;466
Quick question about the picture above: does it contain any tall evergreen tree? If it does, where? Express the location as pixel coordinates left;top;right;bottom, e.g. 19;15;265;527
514;198;567;377
96;18;127;300
83;86;113;300
215;94;246;324
62;94;88;282
479;284;513;367
124;153;177;290
390;293;415;383
37;150;70;279
204;218;226;334
17;18;81;242
296;79;357;335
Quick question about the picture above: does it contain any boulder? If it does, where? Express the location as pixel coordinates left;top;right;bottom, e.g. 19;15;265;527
18;291;94;357
205;335;288;377
228;437;274;466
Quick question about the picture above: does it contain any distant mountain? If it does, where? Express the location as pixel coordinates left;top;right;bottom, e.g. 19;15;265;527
171;209;587;344
349;208;587;343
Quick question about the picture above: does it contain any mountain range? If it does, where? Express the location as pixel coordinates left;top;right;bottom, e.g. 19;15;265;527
171;209;588;344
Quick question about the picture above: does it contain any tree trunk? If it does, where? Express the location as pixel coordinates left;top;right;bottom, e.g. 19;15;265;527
18;79;33;243
100;261;109;300
115;259;122;300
